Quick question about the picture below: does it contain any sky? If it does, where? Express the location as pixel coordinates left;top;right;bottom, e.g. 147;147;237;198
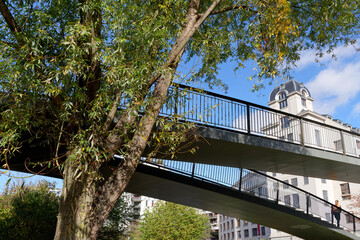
1;44;360;192
197;43;360;128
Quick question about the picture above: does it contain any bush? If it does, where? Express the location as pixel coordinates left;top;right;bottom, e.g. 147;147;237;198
0;180;59;240
138;201;210;240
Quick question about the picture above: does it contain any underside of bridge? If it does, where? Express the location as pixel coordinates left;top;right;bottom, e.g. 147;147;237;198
148;127;360;183
127;164;359;240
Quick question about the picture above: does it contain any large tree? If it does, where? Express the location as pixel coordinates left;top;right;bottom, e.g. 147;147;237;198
0;0;358;239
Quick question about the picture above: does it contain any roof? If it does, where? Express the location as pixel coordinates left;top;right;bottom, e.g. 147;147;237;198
269;80;311;102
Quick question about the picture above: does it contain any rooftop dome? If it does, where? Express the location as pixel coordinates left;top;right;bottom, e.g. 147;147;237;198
269;79;311;102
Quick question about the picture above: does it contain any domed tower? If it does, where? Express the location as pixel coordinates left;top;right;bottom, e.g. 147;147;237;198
268;79;314;115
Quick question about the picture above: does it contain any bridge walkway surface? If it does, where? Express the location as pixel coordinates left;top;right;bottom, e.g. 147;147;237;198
126;159;360;240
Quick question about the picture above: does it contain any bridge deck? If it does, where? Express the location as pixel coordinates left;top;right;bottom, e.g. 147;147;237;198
150;126;360;183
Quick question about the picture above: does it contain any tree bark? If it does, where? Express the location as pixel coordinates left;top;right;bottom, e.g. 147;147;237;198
54;161;97;240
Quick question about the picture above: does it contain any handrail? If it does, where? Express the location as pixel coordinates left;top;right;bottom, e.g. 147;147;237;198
250;169;357;220
174;83;360;137
139;158;360;233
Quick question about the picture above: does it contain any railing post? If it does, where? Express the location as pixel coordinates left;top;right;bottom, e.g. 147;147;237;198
276;182;279;204
191;162;195;178
300;119;305;146
246;104;251;134
340;130;346;155
239;168;243;191
306;194;310;215
353;216;356;233
174;88;179;115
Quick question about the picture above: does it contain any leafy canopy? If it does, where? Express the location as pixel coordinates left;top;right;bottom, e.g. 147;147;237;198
0;0;359;173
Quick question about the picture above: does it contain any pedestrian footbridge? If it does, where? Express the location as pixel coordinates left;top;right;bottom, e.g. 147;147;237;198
126;158;360;240
149;85;360;183
6;84;360;183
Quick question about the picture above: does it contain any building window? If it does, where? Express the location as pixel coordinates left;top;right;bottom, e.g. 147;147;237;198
301;90;307;106
340;183;351;200
301;98;306;106
291;178;298;186
304;176;309;185
261;226;266;236
281;116;290;128
334;140;342;151
293;194;300;208
231;220;234;229
341;183;350;194
244;229;249;237
343;195;351;200
283;180;289;189
252;228;258;237
321;178;326;183
232;232;234;239
357;140;360;149
315;130;321;146
323;190;328;202
285;195;291;206
238;230;241;238
237;219;240;227
279;92;288;109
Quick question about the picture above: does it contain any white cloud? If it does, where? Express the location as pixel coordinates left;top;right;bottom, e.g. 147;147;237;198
296;44;359;70
351;103;360;116
306;61;360;114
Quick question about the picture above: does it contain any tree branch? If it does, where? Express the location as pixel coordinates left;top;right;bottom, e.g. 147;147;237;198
206;4;257;16
0;0;24;45
0;0;64;109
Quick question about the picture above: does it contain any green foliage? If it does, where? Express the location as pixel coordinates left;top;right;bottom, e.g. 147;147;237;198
98;193;135;240
2;0;359;173
0;181;59;240
138;201;210;240
0;180;135;240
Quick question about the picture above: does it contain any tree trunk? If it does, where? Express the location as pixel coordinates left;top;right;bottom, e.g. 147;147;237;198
54;155;140;240
54;1;223;239
54;162;97;240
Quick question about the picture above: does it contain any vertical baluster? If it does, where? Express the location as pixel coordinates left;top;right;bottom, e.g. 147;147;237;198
247;104;251;134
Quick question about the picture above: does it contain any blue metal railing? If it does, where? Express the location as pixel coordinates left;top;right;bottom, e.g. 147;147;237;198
159;84;360;158
140;159;360;234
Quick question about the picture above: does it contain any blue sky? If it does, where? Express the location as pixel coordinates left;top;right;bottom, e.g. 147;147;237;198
1;44;360;191
190;43;360;128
